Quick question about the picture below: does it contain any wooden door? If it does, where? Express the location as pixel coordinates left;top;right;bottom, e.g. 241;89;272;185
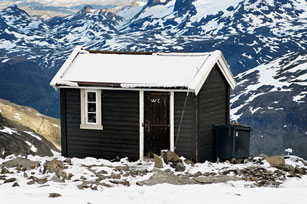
144;92;170;158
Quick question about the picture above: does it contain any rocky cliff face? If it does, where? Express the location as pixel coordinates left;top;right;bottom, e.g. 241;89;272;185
0;98;60;158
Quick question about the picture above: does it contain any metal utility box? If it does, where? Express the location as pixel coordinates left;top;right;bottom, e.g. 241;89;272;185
214;125;252;161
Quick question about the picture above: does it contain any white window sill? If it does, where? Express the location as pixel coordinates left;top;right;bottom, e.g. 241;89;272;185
80;124;103;130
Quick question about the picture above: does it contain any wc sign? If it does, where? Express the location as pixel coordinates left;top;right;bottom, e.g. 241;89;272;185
151;98;161;103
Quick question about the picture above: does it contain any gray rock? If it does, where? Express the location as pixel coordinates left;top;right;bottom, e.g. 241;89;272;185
49;193;62;198
161;151;180;164
1;167;10;174
175;162;185;172
183;159;194;167
4;177;16;183
137;169;197;186
43;159;65;174
267;156;285;167
193;171;202;177
0;158;39;171
115;165;129;171
50;175;64;183
77;181;90;189
27;180;35;185
110;180;130;186
12;182;19;187
154;154;163;168
109;172;121;179
37;177;48;184
194;175;241;184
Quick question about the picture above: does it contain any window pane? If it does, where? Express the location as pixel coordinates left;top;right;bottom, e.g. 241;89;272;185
87;92;96;102
88;102;96;112
88;113;96;123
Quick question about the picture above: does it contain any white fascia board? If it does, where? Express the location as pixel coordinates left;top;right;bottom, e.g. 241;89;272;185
50;46;83;90
188;50;237;95
188;50;220;95
216;54;237;90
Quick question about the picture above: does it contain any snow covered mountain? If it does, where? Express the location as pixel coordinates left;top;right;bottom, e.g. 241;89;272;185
0;0;306;157
231;51;307;158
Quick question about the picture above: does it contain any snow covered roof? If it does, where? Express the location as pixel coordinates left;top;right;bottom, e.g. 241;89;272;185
50;46;236;95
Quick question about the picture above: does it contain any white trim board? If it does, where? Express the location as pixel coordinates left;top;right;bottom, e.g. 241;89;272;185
170;91;174;152
58;85;192;93
139;91;174;160
139;90;144;160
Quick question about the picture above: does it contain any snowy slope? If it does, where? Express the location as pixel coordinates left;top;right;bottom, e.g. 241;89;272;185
230;51;307;158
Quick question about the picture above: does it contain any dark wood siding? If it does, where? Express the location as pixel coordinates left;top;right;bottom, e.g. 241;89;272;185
174;92;196;161
63;88;139;161
197;65;229;162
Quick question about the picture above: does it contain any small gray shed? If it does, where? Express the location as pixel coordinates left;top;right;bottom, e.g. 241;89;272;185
50;46;236;162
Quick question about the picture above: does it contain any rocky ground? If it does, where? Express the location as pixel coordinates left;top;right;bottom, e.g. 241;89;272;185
0;151;306;195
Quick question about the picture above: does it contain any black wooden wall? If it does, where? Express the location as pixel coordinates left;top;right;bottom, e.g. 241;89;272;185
60;89;140;161
197;65;230;162
174;92;195;161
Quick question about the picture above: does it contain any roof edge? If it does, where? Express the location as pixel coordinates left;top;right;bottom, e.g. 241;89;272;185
188;50;237;95
50;46;83;90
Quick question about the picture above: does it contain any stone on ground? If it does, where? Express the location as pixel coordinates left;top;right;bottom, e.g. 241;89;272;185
154;154;163;168
267;156;285;166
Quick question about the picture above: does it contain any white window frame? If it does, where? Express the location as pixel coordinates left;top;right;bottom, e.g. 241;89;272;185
80;89;103;130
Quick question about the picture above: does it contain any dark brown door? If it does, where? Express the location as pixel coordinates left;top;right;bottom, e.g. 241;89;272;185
144;92;170;158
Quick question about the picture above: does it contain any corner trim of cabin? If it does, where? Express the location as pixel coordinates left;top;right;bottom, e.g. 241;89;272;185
191;94;198;162
226;85;230;124
170;91;175;152
60;89;67;157
139;90;144;160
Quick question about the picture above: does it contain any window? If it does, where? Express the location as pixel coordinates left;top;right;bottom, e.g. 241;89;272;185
80;89;103;130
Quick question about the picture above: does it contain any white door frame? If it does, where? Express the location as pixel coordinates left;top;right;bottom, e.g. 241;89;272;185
139;90;174;160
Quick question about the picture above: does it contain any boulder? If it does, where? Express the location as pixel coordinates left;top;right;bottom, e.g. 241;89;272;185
175;162;185;172
12;182;19;187
266;156;285;167
154;154;163;168
43;159;65;174
0;158;39;170
161;151;180;164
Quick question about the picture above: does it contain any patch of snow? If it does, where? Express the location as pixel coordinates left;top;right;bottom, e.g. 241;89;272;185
53;124;58;127
0;126;18;135
51;149;60;156
25;141;37;152
1;58;9;63
249;107;261;114
24;131;42;141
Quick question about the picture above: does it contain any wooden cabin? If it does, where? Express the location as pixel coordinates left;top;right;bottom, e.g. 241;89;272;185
50;46;237;162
